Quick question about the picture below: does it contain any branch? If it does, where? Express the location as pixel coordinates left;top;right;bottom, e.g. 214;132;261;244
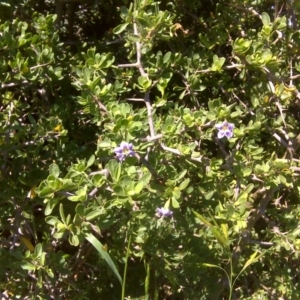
118;22;156;138
139;134;163;142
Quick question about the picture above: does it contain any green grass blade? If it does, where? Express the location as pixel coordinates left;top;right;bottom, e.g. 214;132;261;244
85;232;122;284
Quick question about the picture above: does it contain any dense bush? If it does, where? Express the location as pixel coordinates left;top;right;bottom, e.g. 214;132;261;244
1;0;300;299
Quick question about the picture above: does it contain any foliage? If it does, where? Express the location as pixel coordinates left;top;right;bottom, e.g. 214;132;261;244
1;0;300;299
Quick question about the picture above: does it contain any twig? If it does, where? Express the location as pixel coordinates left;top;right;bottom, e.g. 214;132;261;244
274;100;287;128
29;62;52;70
232;91;255;115
89;169;109;177
1;80;29;89
214;137;229;157
118;62;139;68
139;134;163;142
126;98;145;102
284;133;300;159
160;143;180;155
265;70;287;128
88;187;98;198
160;143;210;165
247;7;261;18
57;191;75;197
93;96;108;112
290;166;300;172
118;22;156;138
270;131;289;149
273;30;283;44
201;121;216;128
249;239;273;246
194;64;244;75
135;152;159;177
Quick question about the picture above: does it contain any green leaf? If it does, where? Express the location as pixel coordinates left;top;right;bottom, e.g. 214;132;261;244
242;167;252;177
261;12;271;26
211;55;226;71
134;181;144;194
193;211;228;247
98;141;111;148
157;85;165;97
107;159;121;182
245;183;255;194
175;169;187;182
45;198;59;215
69;234;79;246
40;252;46;266
34;243;43;258
59;203;66;224
46;268;54;278
211;227;228;248
45;216;60;226
21;262;36;271
49;163;60;178
68;187;87;202
205;190;215;200
127;34;140;42
278;174;287;185
236;250;266;286
179;178;190;190
172;188;181;199
85;233;122;284
247;122;261;131
87;155;95;168
271;159;289;170
137;75;152;90
236;191;249;203
200;263;230;282
139;173;152;185
193;210;213;227
53;231;64;239
38;187;54;198
163;51;172;64
75;204;85;217
86;209;103;221
171;197;180;208
113;23;129;34
201;263;225;271
120;6;129;19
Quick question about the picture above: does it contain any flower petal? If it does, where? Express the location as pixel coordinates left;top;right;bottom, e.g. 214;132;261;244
225;130;233;138
114;146;122;154
120;141;129;148
217;131;225;139
227;123;234;130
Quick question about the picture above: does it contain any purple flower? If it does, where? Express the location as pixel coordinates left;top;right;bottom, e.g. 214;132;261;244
114;142;135;161
215;121;234;139
156;207;173;217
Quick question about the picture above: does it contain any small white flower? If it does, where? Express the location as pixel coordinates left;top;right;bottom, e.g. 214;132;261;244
156;207;173;217
215;121;235;139
113;142;135;161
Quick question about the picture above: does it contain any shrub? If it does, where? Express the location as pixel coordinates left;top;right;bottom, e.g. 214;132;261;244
1;0;300;299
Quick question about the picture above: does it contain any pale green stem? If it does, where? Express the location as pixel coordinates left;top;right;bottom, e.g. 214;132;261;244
121;233;132;300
